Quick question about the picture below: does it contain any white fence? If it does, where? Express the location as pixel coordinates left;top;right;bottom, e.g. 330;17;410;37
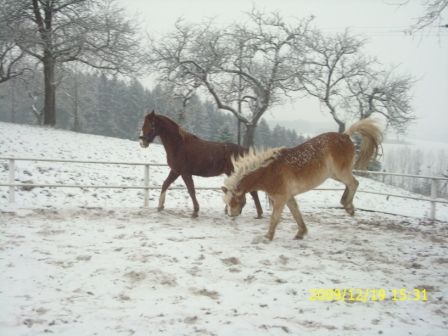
1;156;448;221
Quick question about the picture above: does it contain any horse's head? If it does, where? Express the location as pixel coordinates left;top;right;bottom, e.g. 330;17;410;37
221;186;246;217
139;110;158;148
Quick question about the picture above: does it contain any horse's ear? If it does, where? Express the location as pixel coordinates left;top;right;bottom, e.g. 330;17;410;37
150;110;155;116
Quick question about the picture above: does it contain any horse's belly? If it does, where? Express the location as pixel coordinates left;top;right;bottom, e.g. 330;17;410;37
189;159;226;177
187;167;217;177
289;169;331;196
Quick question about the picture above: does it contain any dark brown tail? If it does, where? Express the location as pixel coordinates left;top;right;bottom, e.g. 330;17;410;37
345;118;383;170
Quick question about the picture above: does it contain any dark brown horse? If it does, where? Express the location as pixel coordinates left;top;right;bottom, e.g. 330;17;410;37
139;110;263;218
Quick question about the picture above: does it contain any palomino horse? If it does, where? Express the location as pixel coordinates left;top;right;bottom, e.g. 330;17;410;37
139;110;263;218
222;118;382;241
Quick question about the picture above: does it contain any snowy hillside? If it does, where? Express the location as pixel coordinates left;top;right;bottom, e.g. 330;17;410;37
1;122;447;220
381;139;448;198
1;122;447;335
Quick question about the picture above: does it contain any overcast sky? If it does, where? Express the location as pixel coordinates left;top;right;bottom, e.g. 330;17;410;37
118;0;448;142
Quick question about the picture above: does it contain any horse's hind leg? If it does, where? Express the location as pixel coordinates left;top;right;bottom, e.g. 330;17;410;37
337;172;359;216
158;169;180;211
340;187;349;206
181;174;200;218
286;197;308;240
249;191;263;218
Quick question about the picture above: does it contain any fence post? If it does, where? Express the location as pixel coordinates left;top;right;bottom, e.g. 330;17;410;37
9;159;15;204
144;164;150;207
430;178;438;221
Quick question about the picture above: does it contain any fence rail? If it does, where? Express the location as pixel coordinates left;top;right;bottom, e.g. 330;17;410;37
1;156;447;220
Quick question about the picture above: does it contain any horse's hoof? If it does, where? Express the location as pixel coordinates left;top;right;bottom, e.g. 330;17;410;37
294;235;304;240
191;212;198;218
343;204;355;216
264;234;274;241
157;206;164;212
255;214;263;219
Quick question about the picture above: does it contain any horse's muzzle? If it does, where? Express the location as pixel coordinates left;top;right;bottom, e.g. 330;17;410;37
139;135;150;148
226;206;243;217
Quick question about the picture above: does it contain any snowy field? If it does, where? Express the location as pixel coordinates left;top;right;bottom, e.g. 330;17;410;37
1;122;447;335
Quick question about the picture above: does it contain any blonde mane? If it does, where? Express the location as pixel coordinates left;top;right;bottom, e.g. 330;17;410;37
224;147;283;192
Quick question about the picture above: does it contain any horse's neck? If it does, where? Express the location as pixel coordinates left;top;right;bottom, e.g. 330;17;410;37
158;119;184;151
238;168;266;193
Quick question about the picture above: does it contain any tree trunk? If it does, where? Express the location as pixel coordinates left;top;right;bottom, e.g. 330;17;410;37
324;98;346;133
177;107;186;125
337;120;345;133
9;79;16;123
237;119;241;145
72;72;81;132
243;123;256;147
43;52;56;126
328;109;346;133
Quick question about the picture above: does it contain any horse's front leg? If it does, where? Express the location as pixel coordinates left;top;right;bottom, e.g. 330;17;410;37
249;191;263;219
181;174;199;218
158;169;180;211
265;197;286;241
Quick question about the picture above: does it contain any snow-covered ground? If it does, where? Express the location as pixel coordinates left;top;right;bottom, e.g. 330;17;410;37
1;122;447;335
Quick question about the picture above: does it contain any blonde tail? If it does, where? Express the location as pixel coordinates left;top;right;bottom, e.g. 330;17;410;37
345;118;383;170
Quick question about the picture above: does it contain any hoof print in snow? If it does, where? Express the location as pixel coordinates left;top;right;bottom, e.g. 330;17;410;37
221;257;240;266
251;235;270;245
191;288;220;301
124;271;146;283
184;316;198;324
76;255;92;262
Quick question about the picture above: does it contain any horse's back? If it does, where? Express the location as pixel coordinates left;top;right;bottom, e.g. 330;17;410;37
272;132;355;193
180;138;243;176
282;132;352;163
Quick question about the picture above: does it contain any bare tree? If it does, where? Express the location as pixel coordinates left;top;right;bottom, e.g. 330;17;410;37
299;30;375;133
0;14;27;83
300;30;414;133
149;11;312;146
158;75;201;124
1;0;142;126
345;68;415;133
406;0;448;32
0;44;26;84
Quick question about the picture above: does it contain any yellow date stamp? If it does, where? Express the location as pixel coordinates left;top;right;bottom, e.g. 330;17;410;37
309;288;428;302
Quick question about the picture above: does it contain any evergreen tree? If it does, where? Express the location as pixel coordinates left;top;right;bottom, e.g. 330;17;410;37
255;119;272;148
218;124;233;143
0;70;303;145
